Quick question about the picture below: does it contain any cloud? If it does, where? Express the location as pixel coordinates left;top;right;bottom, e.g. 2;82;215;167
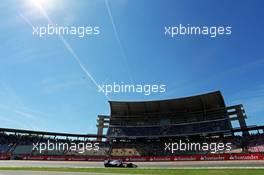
41;78;86;94
167;58;264;97
0;81;24;106
0;116;33;130
0;81;51;130
105;0;133;82
0;104;37;120
229;84;264;114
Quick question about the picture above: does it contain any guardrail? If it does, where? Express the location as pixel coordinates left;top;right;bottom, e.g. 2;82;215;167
2;153;262;161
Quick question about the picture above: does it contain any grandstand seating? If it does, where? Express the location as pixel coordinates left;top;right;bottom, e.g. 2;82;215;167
0;130;264;158
0;144;9;154
108;134;264;156
108;119;230;138
66;147;109;156
107;91;232;138
111;148;140;156
12;145;33;155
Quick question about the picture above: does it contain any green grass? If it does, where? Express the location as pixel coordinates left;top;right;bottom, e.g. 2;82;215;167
0;167;264;175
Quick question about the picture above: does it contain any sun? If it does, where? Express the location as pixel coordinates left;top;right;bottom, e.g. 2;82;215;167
23;0;66;24
27;0;55;12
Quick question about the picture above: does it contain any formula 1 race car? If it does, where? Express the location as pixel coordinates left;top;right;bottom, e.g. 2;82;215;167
104;159;138;168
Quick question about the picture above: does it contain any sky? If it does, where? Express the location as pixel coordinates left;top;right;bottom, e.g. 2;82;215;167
0;0;263;134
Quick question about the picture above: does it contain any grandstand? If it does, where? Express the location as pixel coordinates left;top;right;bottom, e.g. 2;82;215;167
104;91;264;158
107;91;232;138
0;129;107;160
0;91;264;161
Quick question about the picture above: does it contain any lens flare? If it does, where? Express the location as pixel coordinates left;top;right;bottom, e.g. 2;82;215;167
27;0;55;12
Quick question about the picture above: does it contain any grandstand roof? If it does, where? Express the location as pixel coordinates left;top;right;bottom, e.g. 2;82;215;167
109;91;226;116
0;128;105;138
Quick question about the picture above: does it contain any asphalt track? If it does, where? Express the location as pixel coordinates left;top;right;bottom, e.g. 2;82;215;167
0;171;116;175
0;160;264;175
0;160;264;168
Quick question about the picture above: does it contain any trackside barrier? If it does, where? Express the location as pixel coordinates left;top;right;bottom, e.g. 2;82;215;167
0;153;10;160
113;153;264;161
16;153;264;161
21;155;105;161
